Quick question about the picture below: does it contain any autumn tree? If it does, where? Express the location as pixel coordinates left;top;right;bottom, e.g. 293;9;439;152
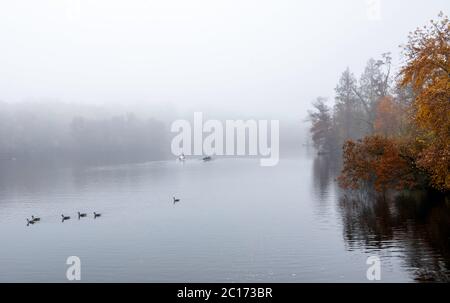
338;136;418;192
308;97;337;153
399;12;450;191
311;13;449;193
373;96;408;137
334;68;365;141
353;53;393;134
330;55;394;148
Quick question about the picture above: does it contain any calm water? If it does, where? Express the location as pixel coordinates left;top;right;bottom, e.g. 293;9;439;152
0;150;448;282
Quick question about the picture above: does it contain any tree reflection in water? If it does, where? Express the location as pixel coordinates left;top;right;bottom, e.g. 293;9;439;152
338;190;450;282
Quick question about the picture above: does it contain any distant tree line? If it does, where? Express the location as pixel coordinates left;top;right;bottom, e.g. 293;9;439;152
0;102;169;164
309;12;449;192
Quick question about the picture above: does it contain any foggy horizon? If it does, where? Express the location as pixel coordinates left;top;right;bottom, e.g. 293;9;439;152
1;1;447;120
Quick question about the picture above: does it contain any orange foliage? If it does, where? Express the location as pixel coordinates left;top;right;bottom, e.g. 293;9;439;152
399;12;450;191
373;96;406;137
338;136;417;192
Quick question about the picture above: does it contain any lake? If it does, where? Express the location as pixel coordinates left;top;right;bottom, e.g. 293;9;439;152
0;149;448;282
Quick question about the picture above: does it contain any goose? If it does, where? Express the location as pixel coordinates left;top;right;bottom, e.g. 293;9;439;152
173;196;180;203
93;212;101;218
78;212;87;218
31;215;40;222
26;218;35;225
61;214;70;221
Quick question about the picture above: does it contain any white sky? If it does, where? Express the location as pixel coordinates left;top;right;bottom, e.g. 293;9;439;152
0;0;448;119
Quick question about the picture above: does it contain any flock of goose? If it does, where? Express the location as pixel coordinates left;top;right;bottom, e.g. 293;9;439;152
26;211;102;226
26;196;182;226
24;155;189;227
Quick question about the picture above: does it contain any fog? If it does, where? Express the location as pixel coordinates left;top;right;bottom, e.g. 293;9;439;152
0;1;449;284
0;0;447;161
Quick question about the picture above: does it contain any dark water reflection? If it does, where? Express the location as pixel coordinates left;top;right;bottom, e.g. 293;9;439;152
312;155;339;199
311;152;449;282
339;191;450;282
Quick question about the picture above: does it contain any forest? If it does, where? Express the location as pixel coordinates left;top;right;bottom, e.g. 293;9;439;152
0;101;169;164
308;12;449;193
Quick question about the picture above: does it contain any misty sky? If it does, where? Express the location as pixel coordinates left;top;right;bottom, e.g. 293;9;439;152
0;0;448;119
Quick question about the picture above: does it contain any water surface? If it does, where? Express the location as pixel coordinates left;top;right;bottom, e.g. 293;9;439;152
0;151;448;282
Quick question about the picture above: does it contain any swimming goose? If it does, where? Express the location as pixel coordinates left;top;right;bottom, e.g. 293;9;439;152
26;218;35;225
61;214;70;221
93;212;101;218
31;215;40;222
173;196;180;203
78;212;87;218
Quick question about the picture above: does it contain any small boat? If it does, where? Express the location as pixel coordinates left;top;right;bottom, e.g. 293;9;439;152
202;156;212;161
